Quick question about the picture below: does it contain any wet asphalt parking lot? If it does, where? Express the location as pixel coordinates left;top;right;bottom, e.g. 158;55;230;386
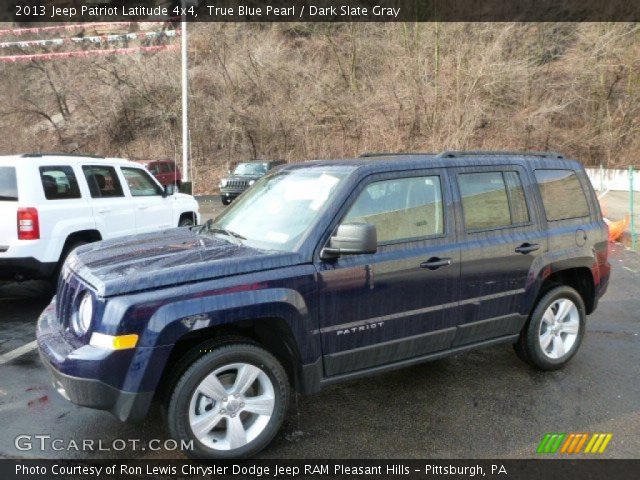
0;198;638;459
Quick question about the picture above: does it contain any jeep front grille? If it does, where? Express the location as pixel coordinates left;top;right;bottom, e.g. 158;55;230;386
56;271;83;328
225;180;248;189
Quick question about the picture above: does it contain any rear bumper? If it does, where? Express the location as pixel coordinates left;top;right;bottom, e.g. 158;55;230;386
0;256;56;281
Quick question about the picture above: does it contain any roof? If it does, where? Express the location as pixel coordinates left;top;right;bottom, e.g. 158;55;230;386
0;153;141;167
280;150;582;174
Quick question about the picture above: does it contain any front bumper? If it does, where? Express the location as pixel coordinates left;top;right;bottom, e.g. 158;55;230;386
0;256;56;281
36;300;165;422
40;353;154;422
220;188;246;199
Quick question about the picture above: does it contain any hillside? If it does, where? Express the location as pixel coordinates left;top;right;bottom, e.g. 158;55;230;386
0;23;639;194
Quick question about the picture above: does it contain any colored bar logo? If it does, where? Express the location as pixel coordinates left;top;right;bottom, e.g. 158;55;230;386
537;433;612;454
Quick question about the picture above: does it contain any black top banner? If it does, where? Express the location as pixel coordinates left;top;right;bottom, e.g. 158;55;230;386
3;0;640;23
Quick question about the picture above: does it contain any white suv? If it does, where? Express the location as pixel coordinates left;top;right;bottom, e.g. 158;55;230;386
0;153;200;282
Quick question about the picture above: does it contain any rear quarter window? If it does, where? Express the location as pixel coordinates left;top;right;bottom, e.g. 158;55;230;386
0;167;18;201
534;169;590;221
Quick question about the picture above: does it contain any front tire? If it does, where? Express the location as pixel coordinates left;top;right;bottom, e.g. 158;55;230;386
221;196;231;206
514;285;586;370
167;343;289;459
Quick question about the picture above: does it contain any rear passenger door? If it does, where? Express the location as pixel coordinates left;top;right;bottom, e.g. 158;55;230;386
450;165;547;346
82;165;137;240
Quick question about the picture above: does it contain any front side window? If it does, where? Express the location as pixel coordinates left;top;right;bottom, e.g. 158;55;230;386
121;167;163;196
160;162;174;173
82;166;124;198
343;175;444;244
535;169;590;221
39;166;81;200
210;166;354;251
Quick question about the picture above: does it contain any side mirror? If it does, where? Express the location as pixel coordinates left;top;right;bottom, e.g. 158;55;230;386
163;184;175;197
321;223;377;260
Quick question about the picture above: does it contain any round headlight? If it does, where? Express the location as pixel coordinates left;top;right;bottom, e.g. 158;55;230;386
248;180;255;186
72;293;93;335
220;179;228;187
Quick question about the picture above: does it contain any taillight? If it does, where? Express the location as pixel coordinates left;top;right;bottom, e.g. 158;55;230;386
17;207;40;240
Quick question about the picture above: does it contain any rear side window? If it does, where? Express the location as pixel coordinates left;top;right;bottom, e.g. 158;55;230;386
535;169;590;221
121;167;162;196
159;163;173;173
458;171;530;231
82;166;124;198
39;166;81;200
0;167;18;201
344;175;444;244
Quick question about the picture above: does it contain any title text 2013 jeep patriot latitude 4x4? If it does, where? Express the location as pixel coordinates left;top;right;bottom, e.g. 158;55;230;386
37;151;610;459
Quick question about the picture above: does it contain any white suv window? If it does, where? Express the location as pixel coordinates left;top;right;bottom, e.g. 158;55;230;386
0;166;18;201
39;166;81;200
82;166;124;198
121;167;163;196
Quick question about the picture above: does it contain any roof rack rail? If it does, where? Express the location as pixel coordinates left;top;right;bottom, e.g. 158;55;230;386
437;150;564;159
21;153;105;159
359;152;435;158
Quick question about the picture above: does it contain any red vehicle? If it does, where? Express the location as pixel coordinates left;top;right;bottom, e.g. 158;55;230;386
135;160;181;188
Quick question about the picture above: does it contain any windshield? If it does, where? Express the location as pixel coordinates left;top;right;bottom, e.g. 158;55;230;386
233;163;268;176
209;166;354;251
0;167;18;201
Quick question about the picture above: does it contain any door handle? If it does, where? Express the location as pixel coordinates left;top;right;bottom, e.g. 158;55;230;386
97;209;111;214
138;206;149;210
515;243;540;254
420;257;452;270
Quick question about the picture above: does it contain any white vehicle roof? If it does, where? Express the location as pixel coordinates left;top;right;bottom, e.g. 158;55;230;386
0;153;142;168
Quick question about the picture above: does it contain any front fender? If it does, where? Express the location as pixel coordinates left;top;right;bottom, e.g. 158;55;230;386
95;266;318;393
145;288;310;349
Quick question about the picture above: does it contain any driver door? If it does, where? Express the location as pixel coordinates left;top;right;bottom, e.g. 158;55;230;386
316;169;461;376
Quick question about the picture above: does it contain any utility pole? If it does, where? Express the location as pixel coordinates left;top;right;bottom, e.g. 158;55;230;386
181;7;189;184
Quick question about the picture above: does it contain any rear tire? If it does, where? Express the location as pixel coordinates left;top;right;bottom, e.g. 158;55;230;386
167;343;289;459
514;285;586;370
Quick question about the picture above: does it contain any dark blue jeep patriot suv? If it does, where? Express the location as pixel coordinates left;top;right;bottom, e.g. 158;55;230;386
37;151;610;458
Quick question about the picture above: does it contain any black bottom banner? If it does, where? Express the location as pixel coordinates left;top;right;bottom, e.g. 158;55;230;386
2;459;640;480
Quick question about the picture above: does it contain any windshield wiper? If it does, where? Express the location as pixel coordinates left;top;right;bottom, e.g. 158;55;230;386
209;227;246;240
0;195;18;201
198;220;246;240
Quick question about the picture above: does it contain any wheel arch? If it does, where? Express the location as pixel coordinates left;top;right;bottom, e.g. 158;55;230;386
536;266;596;314
154;316;305;404
178;211;198;226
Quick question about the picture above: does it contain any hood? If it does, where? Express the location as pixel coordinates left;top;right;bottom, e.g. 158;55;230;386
67;228;303;297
